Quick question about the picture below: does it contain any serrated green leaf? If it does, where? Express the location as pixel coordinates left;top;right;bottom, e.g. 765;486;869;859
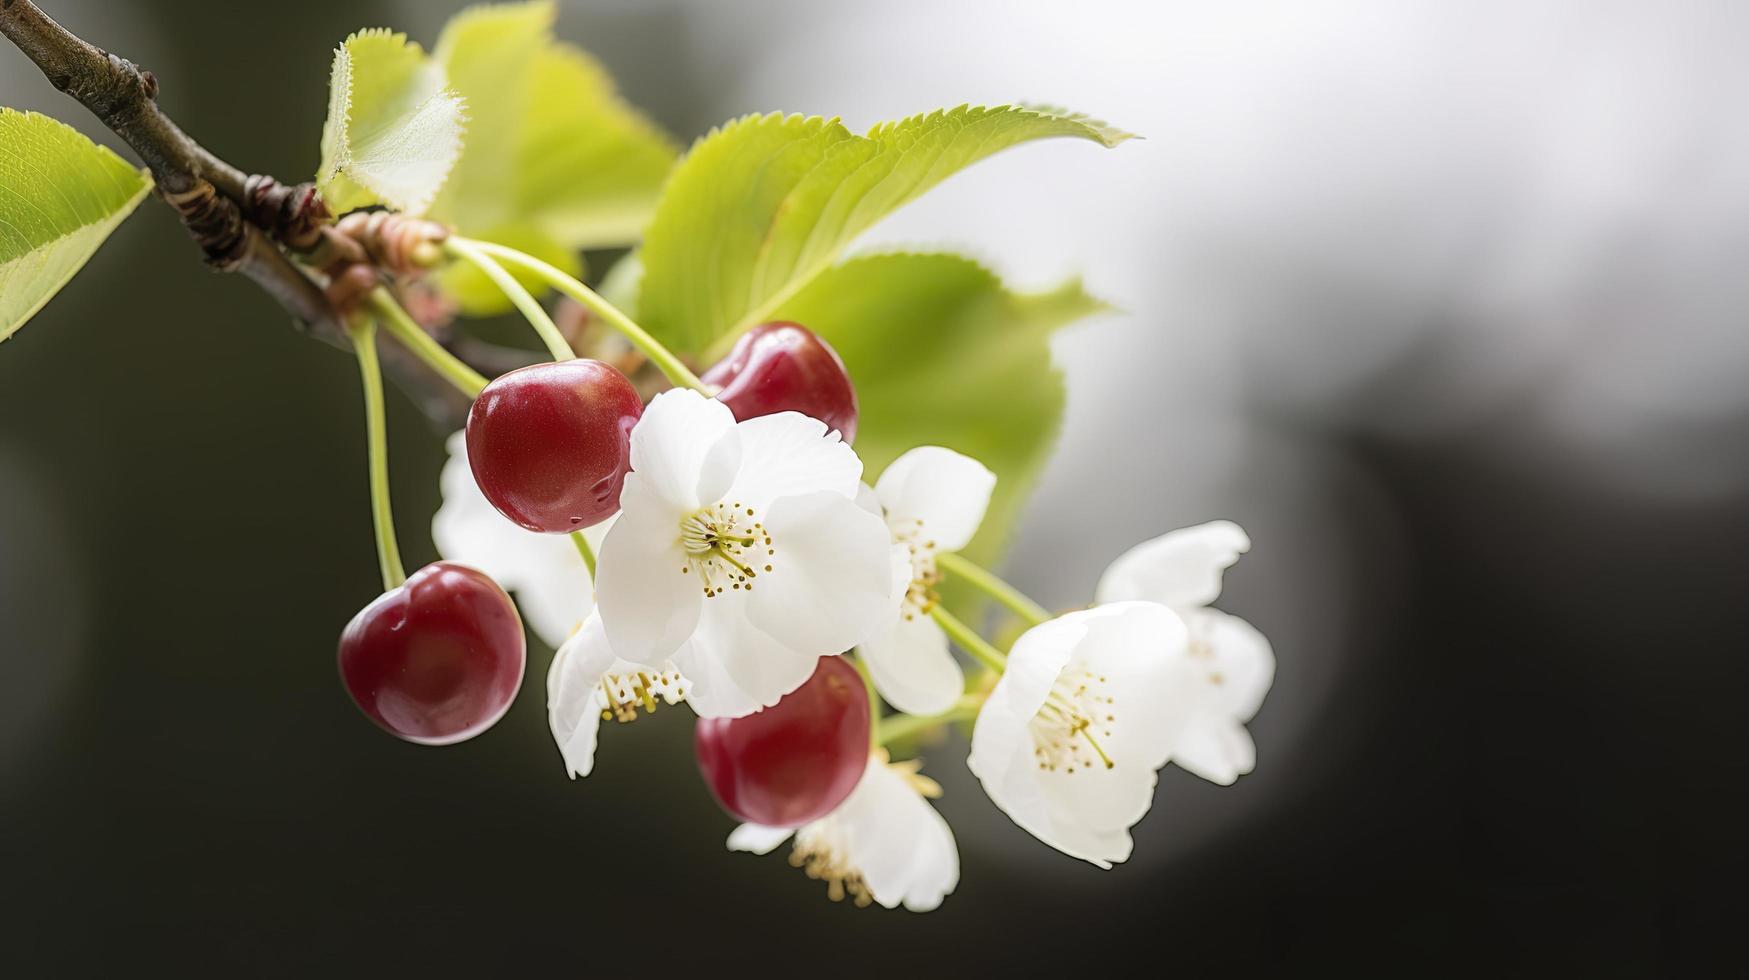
640;105;1132;355
425;1;677;315
513;44;677;246
318;29;466;215
0;109;152;343
772;252;1111;609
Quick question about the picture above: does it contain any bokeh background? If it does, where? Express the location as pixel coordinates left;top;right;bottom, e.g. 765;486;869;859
4;0;1745;973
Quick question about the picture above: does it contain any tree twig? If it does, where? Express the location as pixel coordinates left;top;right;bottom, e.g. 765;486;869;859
0;0;333;324
0;0;471;426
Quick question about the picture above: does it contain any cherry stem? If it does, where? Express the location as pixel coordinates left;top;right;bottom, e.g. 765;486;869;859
570;530;597;579
367;288;488;397
441;238;576;362
847;651;882;749
452;237;709;394
347;316;407;592
936;552;1050;627
930;605;1008;673
875;694;986;747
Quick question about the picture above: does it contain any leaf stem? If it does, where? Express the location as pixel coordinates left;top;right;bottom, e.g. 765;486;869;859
937;552;1050;627
347;317;406;592
930;605;1008;673
453;237;709;393
368;288;488;397
442;238;576;362
570;530;597;579
875;694;986;747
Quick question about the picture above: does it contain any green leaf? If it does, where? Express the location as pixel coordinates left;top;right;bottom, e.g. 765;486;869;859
639;105;1132;354
513;44;678;247
318;29;466;215
425;1;677;314
0;109;152;343
772;252;1111;604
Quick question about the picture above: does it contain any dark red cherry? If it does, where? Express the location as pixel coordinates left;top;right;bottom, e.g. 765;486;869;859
693;655;870;827
338;562;526;745
702;321;858;443
466;359;642;533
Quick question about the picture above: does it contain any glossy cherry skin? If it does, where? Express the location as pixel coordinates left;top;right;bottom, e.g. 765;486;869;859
466;359;642;533
338;562;526;745
702;321;859;443
693;655;871;827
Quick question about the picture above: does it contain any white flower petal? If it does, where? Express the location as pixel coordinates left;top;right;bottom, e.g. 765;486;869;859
895;797;959;912
1071;602;1196;770
695;425;745;509
860;613;964;717
723;412;863;514
1188;607;1275;723
857;543;958;715
843;759;959;911
596;475;701;667
432;431;597;648
873;446;996;553
672;596;820;718
854;481;882;517
967;615;1094;856
432;432;532;583
509;549;597;650
628;389;740;512
546;612;616;779
726;823;794;855
1169;717;1256;786
747;491;893;657
1094;520;1251;610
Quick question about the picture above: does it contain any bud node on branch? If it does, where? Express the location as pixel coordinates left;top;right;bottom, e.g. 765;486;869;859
163;180;246;268
244;175;330;252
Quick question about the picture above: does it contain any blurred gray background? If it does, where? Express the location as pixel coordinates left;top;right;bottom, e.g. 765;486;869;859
3;0;1744;973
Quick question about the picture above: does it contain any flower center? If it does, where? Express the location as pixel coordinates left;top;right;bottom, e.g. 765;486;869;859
599;668;689;723
893;517;940;620
678;501;774;598
790;822;875;908
1030;668;1117;773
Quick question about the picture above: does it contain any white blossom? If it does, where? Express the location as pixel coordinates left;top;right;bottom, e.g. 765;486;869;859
594;390;892;716
1096;521;1275;784
968;601;1202;867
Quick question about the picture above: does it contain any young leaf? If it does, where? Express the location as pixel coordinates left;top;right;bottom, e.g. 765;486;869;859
772;252;1111;596
317;29;466;215
425;1;677;313
639;105;1131;354
0;109;152;343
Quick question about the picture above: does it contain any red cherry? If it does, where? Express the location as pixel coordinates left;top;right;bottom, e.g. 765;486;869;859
693;656;870;827
702;321;859;443
466;359;642;533
338;562;526;745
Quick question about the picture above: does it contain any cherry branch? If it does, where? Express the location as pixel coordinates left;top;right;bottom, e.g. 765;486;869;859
0;0;470;424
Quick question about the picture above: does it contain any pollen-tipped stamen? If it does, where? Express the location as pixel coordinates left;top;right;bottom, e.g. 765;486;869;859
681;502;777;597
600;669;688;722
